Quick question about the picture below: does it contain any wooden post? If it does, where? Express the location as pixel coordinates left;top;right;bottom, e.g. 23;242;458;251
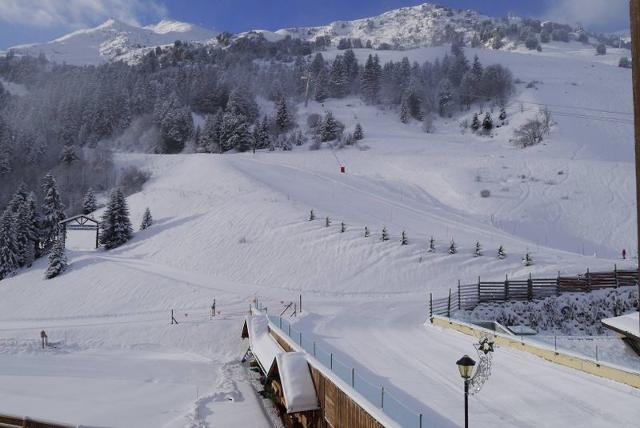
477;276;481;304
458;280;461;310
299;294;302;313
381;386;384;409
556;271;561;296
447;289;452;318
351;368;355;387
527;273;533;300
586;268;592;292
313;341;316;357
614;264;619;288
504;274;509;301
330;353;333;370
419;414;423;428
429;292;433;321
630;0;640;334
299;331;302;346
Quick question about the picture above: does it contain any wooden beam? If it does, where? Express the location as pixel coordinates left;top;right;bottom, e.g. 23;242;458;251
631;0;640;334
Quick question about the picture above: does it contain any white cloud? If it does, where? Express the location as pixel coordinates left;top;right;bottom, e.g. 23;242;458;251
543;0;629;32
0;0;168;29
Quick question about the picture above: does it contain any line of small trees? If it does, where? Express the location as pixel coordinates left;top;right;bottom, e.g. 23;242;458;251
308;209;533;265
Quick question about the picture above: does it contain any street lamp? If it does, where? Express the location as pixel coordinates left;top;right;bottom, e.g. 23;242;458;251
456;354;476;428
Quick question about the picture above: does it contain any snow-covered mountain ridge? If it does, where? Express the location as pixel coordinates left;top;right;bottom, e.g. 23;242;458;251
6;2;621;66
9;18;217;65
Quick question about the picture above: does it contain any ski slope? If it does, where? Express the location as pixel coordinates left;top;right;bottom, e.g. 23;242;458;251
0;42;638;427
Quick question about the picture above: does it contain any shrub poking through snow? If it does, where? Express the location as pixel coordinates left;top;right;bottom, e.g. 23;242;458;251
480;189;491;198
325;216;331;227
140;208;153;231
474;241;482;257
522;252;533;266
381;226;389;241
45;239;67;279
340;222;346;233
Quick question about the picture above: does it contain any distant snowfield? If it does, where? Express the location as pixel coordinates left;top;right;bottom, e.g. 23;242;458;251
0;44;639;426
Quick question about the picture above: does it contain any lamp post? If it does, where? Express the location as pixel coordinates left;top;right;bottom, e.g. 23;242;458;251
456;354;476;428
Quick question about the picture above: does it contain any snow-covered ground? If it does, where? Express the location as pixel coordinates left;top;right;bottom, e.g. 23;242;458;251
1;42;639;427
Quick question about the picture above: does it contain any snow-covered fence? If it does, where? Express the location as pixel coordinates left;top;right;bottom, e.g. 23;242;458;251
430;267;639;318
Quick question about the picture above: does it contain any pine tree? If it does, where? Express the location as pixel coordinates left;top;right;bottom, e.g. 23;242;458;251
400;98;410;124
320;112;339;142
82;189;98;215
0;209;19;280
329;55;348;98
45;238;67;279
438;78;454;117
498;245;506;259
353;123;364;141
474;241;482;257
140;207;153;230
482;112;494;133
41;174;65;252
275;98;290;132
100;188;133;249
471;113;481;132
315;68;330;102
200;112;223;153
361;54;380;104
381;227;389;241
17;193;39;266
220;111;251;152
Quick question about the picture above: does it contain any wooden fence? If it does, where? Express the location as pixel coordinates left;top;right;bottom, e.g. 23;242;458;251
430;266;639;319
0;414;73;428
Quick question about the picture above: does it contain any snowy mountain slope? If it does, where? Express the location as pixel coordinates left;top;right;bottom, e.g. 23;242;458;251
9;18;217;65
276;3;491;48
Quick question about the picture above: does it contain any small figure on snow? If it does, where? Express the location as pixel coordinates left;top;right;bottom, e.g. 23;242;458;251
497;245;506;259
381;226;389;241
428;236;435;253
522;252;533;266
340;222;346;233
449;240;457;255
309;210;315;221
401;231;408;245
622;249;626;260
474;241;482;257
364;226;370;238
325;216;331;227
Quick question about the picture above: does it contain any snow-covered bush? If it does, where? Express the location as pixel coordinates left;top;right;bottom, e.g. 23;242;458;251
480;189;491;198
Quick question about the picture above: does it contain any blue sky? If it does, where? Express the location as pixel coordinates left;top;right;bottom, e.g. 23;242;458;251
0;0;630;49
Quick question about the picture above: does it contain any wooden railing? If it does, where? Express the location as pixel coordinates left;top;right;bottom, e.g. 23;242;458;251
430;267;638;318
0;414;73;428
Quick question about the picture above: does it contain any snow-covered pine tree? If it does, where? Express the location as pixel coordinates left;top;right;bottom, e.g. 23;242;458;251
82;188;98;215
482;112;494;133
400;98;410;124
361;54;380;104
471;113;481;132
255;116;271;150
353;123;364;141
438;78;454;117
0;209;19;280
275;98;290;132
99;188;133;249
329;55;348;98
381;226;389;241
320;112;339;142
16;193;39;267
200;112;223;153
314;68;330;102
140;207;153;231
220;111;251;152
45;238;67;279
40;173;66;253
497;245;506;259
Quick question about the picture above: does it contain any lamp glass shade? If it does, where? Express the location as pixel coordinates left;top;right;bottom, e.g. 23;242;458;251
456;354;476;379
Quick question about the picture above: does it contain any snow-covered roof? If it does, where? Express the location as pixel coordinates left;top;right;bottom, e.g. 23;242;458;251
602;312;640;339
274;352;320;413
246;314;283;373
